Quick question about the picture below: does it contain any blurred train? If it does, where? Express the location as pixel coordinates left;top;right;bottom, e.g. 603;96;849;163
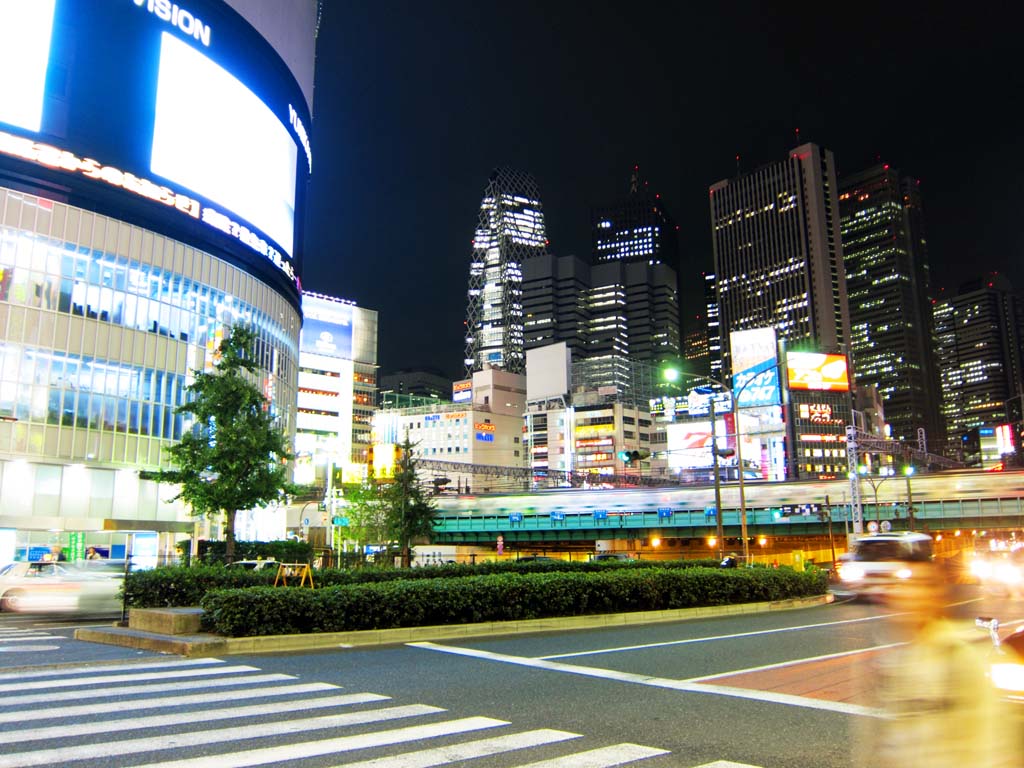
433;469;1024;518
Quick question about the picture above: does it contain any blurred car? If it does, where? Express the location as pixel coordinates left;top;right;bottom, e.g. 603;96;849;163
976;617;1024;705
969;549;1024;596
516;556;559;563
0;560;123;613
592;553;631;562
836;532;934;599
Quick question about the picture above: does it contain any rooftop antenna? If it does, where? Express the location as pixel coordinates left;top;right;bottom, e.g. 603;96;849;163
630;164;639;194
735;154;741;176
794;126;801;146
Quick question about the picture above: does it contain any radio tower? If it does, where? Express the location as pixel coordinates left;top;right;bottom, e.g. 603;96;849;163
464;168;549;376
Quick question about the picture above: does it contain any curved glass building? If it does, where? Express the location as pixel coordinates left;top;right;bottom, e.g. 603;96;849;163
0;0;317;563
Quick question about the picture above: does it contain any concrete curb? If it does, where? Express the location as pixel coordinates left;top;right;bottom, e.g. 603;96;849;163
75;593;834;657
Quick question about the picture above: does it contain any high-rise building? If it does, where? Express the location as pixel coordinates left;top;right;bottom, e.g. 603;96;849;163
0;0;317;559
839;164;943;447
934;275;1024;453
709;144;850;377
464;168;548;376
522;253;591;355
702;271;722;379
295;293;378;488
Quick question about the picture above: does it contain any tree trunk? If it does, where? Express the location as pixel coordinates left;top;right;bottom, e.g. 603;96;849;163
224;509;236;563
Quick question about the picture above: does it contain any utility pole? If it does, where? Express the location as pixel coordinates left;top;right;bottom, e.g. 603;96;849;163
710;398;724;559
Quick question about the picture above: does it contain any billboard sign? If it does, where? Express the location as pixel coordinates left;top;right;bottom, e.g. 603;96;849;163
300;295;353;360
0;0;310;299
730;328;778;375
786;353;850;391
733;357;781;408
452;380;472;403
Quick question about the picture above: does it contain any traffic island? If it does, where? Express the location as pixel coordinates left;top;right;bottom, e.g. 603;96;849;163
75;594;834;657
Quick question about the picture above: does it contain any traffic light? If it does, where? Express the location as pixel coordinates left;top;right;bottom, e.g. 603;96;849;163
618;450;647;465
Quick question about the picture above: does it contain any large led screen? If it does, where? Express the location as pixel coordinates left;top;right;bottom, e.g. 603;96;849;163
786;352;850;391
300;295;354;360
0;0;310;297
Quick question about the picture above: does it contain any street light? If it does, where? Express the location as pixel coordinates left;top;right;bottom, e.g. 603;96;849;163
903;464;916;531
856;465;895;523
662;364;775;565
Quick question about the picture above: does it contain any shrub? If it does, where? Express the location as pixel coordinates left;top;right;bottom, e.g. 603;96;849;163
199;566;828;637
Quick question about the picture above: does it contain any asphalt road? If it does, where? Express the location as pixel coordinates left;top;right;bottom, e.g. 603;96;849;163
0;589;1020;767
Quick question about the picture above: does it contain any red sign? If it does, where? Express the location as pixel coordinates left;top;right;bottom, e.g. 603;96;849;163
786;353;849;391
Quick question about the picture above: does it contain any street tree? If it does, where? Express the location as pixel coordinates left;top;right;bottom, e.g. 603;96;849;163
384;434;437;567
339;475;391;559
141;325;293;562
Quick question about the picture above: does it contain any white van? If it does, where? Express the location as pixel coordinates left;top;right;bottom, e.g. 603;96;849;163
837;532;934;599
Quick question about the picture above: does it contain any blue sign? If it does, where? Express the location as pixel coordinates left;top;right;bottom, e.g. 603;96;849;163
704;505;717;518
332;516;349;526
475;432;494;442
733;358;781;408
509;512;523;523
593;509;608;520
657;507;673;519
550;511;565;521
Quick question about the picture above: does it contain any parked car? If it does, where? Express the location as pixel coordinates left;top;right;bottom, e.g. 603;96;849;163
592;553;632;562
516;556;559;563
0;560;123;613
224;558;279;571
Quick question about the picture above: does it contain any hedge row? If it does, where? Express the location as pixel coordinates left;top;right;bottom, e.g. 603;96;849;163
125;558;721;608
199;567;828;637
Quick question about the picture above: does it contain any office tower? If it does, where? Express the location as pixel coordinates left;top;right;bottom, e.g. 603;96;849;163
464;168;548;376
379;368;452;401
591;167;681;359
522;253;592;355
934;274;1024;448
296;293;379;488
839;164;943;446
683;315;710;378
0;0;316;554
709;143;850;377
703;272;722;379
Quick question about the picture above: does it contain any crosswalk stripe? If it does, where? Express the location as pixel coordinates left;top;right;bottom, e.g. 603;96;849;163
0;635;58;642
0;663;261;693
0;672;296;707
321;729;583;768
694;762;763;768
0;656;223;681
133;717;509;768
512;744;671;767
0;704;447;767
0;682;341;725
6;692;391;742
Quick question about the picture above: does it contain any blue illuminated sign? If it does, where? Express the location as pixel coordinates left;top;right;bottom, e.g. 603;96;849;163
733;358;781;408
475;432;494;442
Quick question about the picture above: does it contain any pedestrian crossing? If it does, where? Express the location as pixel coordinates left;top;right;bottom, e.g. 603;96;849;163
0;656;694;768
0;626;61;654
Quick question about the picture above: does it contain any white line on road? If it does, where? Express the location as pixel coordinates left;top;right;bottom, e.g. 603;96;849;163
539;615;894;659
0;682;341;724
0;635;58;642
0;704;447;768
694;762;763;767
683;642;905;682
0;663;260;693
5;691;391;742
511;743;671;767
321;729;582;768
0;672;296;706
409;642;885;718
132;717;509;768
0;656;224;681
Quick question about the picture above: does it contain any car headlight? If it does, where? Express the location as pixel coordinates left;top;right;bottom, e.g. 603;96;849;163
840;564;865;582
895;567;913;580
994;564;1022;585
991;662;1024;692
971;559;993;579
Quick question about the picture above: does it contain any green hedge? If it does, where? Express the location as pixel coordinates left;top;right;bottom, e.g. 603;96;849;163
125;558;722;608
199;567;828;637
194;540;314;565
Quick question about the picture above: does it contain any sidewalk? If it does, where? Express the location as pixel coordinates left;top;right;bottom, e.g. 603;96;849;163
75;594;834;657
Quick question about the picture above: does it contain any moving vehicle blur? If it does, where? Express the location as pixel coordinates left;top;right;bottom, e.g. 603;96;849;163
970;549;1024;597
0;560;124;613
976;617;1024;705
224;558;278;571
837;532;934;599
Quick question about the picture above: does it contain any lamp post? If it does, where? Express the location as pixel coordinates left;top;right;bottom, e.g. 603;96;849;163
857;465;895;523
903;465;916;531
662;365;772;565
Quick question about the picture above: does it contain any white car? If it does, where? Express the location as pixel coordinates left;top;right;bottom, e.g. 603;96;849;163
0;561;123;613
836;532;934;599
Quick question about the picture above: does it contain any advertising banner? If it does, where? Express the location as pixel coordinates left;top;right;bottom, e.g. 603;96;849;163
786;352;850;391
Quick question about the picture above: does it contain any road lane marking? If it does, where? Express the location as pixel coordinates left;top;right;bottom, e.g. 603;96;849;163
0;656;223;681
5;692;391;741
512;743;670;766
0;672;296;706
539;614;894;659
0;704;447;767
322;729;583;768
0;635;60;642
695;762;763;767
0;682;341;724
409;642;885;718
0;663;260;693
131;717;509;768
684;642;905;682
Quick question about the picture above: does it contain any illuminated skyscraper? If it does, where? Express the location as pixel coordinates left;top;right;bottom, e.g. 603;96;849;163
839;164;942;446
709;144;850;376
934;274;1024;450
464;168;548;376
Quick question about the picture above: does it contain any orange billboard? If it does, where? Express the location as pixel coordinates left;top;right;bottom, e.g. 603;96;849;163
786;352;850;391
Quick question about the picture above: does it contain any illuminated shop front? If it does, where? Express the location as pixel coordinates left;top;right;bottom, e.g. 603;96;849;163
0;0;315;561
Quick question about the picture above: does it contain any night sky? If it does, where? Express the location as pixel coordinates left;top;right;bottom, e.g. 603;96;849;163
302;1;1023;379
